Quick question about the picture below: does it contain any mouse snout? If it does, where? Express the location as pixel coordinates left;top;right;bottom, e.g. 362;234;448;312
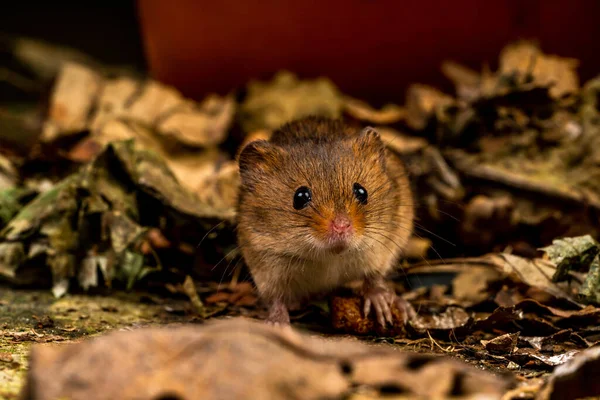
330;215;353;236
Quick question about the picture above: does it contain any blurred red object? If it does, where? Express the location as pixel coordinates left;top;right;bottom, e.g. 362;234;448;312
138;0;600;103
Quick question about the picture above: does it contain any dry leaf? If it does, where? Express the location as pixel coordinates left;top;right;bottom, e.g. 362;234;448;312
405;84;454;130
377;126;429;155
537;346;600;400
239;71;343;132
23;318;513;400
342;96;406;124
42;63;102;141
481;332;519;355
499;41;579;99
44;63;235;148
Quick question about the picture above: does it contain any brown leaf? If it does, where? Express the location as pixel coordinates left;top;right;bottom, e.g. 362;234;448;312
204;292;230;304
0;352;14;363
377;126;429;155
32;315;55;329
67;137;104;162
410;306;470;332
440;60;481;102
481;332;519;355
182;275;205;315
498;41;579;99
6;330;67;343
405;84;454;130
538;346;600;400
23;318;513;400
519;329;586;352
408;253;579;305
146;228;171;249
342;96;406;124
459;194;514;249
44;62;235;148
403;236;432;260
452;265;503;305
155;94;236;147
41;63;102;142
239;71;343;132
508;348;579;368
204;282;257;307
470;306;560;336
513;299;598;323
234;295;258;307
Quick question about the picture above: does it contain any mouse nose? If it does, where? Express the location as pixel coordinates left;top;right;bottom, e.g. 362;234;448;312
330;215;352;235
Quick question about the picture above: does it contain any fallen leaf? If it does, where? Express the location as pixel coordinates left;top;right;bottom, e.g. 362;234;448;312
519;329;586;352
0;242;25;282
403;237;432;260
23;318;513;399
539;234;599;282
41;63;102;142
239;71;343;132
203;282;257;307
410;306;470;332
440;60;481;102
0;352;14;363
452;265;503;305
45;62;235;147
205;292;230;304
537;346;600;400
508;348;579;368
182;275;205;315
481;332;519;355
498;41;579;99
405;84;454;130
407;253;578;304
32;315;54;329
0;153;18;191
376;126;429;155
580;256;600;305
342;95;406;124
470;305;560;336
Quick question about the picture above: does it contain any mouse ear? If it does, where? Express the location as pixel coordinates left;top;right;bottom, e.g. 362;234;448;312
355;126;386;163
237;140;284;187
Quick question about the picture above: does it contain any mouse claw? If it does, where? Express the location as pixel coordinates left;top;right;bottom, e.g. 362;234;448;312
394;295;416;323
363;297;372;318
362;282;412;327
362;286;393;326
265;299;291;326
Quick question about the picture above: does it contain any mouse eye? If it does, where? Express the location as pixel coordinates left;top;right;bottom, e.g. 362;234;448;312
293;186;312;210
353;183;368;205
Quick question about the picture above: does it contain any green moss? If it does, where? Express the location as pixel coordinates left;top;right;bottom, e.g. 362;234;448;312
0;287;195;397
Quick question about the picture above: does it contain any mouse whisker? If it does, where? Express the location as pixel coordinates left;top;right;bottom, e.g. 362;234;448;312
217;256;242;292
432;209;461;222
211;246;240;272
413;223;456;247
196;220;226;249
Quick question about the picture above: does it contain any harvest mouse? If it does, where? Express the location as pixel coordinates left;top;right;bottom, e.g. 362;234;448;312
237;116;415;326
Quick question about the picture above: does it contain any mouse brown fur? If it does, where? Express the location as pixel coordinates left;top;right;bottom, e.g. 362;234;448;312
236;116;414;326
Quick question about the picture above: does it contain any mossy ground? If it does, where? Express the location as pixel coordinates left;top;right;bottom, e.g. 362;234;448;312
0;287;196;399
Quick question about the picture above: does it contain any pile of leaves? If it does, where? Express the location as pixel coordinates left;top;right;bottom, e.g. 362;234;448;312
1;38;599;300
1;36;600;399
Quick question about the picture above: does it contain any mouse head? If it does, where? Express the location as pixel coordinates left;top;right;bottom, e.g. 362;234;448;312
238;125;404;258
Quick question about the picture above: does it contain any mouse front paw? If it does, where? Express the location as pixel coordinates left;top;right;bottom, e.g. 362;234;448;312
265;299;291;326
362;282;415;327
